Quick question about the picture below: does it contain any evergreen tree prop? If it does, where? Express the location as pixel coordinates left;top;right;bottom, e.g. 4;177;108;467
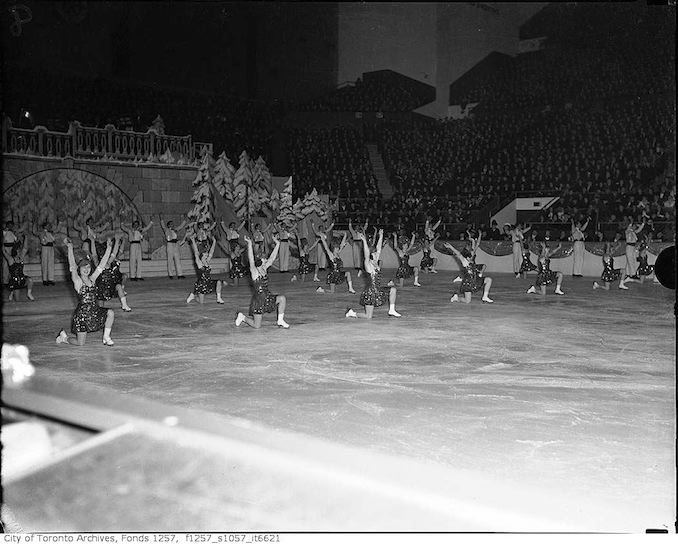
232;151;254;221
213;151;236;199
275;176;296;230
186;149;217;234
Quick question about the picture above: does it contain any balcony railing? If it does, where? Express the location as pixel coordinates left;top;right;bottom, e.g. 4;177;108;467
2;117;212;164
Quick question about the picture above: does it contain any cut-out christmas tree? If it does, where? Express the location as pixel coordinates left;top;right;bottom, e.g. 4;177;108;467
186;149;217;234
213;151;236;200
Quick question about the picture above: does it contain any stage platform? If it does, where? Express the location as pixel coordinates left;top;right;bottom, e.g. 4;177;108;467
2;270;675;532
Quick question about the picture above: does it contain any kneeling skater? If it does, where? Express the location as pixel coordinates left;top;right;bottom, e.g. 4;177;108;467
187;237;225;304
527;243;565;295
235;235;290;329
393;232;421;287
346;229;401;319
318;231;356;294
593;242;629;290
92;235;132;311
56;238;115;346
444;237;493;303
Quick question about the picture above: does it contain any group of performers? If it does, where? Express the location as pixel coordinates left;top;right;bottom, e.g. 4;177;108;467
1;212;662;347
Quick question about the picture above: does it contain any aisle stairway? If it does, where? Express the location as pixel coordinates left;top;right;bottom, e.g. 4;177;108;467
366;144;393;199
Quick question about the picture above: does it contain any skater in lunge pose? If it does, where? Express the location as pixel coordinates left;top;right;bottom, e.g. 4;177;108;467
420;234;439;273
186;237;225;304
235;235;290;329
290;231;318;283
392;232;421;287
56;238;115;346
443;236;493;304
345;229;401;319
317;231;356;294
593;242;629;290
91;235;132;311
3;240;35;301
527;243;565;296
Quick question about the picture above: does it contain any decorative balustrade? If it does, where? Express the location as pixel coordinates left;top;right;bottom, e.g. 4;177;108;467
2;117;212;164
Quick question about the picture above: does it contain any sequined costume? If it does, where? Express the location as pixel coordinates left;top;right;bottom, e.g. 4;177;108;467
229;254;247;279
8;262;27;290
459;261;482;293
96;261;123;300
395;253;414;279
519;249;537;273
194;265;217;294
326;257;346;285
636;254;654;276
71;284;109;333
420;249;434;271
297;253;314;275
600;255;621;282
248;274;278;315
359;269;388;307
535;257;558;286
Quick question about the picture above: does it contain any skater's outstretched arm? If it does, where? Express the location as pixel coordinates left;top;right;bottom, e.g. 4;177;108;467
244;236;259;279
91;239;113;282
190;238;202;268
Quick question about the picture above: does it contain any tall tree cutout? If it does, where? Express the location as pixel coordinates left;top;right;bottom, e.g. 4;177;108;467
186;149;217;232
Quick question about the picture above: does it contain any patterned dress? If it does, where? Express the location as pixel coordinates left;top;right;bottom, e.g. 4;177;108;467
535;257;558;286
194;265;217;294
229;254;247;279
297;253;314;275
395;253;414;279
249;274;278;315
636;253;654;276
96;261;123;300
71;284;109;333
8;262;27;290
420;249;434;271
360;269;388;307
601;255;621;282
459;261;481;293
519;248;537;273
326;257;346;285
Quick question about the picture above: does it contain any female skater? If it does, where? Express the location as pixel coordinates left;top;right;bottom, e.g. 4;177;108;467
392;232;421;287
186;237;225;304
348;218;368;272
571;217;589;277
318;231;356;294
420;234;439;273
593;242;629;290
345;229;401;319
235;235;290;329
3;240;35;301
527;243;565;295
291;231;318;282
312;220;334;281
274;224;292;274
518;240;538;279
252;223;271;257
92;235;132;312
56;238;115;346
443;237;493;304
229;243;247;287
636;240;658;284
